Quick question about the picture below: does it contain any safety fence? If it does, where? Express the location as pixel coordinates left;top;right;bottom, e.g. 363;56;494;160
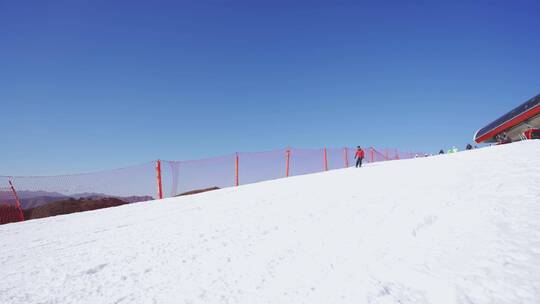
0;147;422;224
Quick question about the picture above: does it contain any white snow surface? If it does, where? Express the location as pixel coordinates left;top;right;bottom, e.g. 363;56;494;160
1;141;540;304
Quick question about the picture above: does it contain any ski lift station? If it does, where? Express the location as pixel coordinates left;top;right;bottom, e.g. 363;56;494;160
474;93;540;144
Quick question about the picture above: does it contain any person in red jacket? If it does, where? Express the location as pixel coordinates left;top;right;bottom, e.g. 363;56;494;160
355;146;365;168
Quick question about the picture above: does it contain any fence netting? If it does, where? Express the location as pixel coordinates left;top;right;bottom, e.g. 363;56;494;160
0;176;24;224
1;147;422;224
162;153;236;197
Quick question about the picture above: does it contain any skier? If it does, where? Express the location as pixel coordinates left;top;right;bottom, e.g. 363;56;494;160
501;132;511;144
354;146;365;168
466;143;473;150
447;146;458;154
439;149;444;154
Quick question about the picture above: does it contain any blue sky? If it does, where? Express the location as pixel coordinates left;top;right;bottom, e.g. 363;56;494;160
1;0;539;175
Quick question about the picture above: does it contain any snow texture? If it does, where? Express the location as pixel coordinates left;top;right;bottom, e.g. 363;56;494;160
1;141;540;304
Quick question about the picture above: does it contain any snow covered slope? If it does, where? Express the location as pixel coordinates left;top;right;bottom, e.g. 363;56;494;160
1;141;540;304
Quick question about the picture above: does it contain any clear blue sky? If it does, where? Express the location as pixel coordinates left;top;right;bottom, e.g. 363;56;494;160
1;0;539;175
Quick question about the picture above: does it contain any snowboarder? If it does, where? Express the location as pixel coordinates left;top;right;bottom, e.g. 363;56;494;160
355;146;365;168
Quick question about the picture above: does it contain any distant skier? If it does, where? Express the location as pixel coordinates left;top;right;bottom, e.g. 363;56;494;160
447;146;458;154
501;132;511;144
496;132;511;144
355;146;365;168
439;149;444;154
466;143;473;150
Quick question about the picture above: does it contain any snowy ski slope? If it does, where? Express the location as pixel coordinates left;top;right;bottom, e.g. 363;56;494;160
1;141;540;304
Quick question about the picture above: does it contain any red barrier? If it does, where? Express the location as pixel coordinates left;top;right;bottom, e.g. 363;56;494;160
1;146;422;224
235;153;239;187
343;147;349;168
156;160;163;200
9;180;24;221
0;178;24;224
285;149;290;177
323;148;328;171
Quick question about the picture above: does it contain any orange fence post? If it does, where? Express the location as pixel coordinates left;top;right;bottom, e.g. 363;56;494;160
285;149;290;177
156;160;163;200
323;147;328;171
343;147;349;168
370;147;374;162
235;153;239;186
8;179;24;221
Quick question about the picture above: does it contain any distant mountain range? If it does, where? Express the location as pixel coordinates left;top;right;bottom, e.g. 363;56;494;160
23;197;130;220
0;190;153;209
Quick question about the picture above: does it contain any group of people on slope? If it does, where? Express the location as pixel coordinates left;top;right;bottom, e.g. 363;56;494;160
354;143;478;166
354;141;486;168
439;146;458;154
438;143;477;155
